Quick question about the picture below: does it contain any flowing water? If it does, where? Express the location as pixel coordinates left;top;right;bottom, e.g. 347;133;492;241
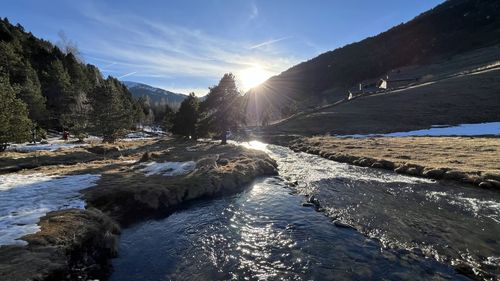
110;142;500;280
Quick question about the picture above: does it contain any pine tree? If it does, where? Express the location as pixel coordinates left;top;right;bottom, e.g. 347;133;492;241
162;104;175;132
87;78;134;142
42;60;73;128
60;97;89;142
172;93;199;138
15;62;49;126
200;73;245;144
59;54;93;141
0;72;31;151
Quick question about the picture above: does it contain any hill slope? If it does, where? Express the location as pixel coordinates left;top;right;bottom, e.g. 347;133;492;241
123;81;187;107
247;0;500;124
265;66;500;136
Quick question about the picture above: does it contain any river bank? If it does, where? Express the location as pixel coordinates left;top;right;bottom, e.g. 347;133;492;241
266;135;500;189
0;138;277;280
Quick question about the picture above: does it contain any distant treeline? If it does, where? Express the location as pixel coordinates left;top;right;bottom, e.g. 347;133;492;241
0;18;164;146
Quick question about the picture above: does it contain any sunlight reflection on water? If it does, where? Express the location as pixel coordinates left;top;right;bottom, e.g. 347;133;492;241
236;140;269;152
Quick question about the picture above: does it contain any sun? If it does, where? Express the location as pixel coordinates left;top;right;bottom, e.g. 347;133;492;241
239;65;271;91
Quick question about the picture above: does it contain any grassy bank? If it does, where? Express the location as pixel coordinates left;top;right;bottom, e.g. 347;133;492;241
83;139;278;224
288;136;500;189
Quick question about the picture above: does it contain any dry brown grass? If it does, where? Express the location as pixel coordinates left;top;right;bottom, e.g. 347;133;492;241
290;136;500;188
0;139;158;174
307;136;499;176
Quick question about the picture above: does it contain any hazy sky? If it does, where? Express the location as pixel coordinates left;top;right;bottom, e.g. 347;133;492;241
3;0;443;96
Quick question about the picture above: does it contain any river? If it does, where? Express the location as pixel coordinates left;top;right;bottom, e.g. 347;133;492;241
110;142;500;280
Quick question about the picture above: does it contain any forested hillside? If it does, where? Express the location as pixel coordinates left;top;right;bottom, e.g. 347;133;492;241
123;81;186;106
247;0;500;122
0;18;145;145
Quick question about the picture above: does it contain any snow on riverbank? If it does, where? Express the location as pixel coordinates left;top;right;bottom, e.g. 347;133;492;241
5;134;102;152
6;142;88;152
6;132;157;151
336;122;500;138
122;131;163;142
123;126;165;141
139;161;196;176
0;173;100;245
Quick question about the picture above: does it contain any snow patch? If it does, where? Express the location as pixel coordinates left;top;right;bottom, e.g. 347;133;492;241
125;132;150;139
142;126;164;134
7;142;88;152
0;173;100;245
139;161;196;176
336;122;500;138
122;129;165;141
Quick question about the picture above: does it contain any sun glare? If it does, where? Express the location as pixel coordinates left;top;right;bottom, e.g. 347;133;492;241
239;65;271;91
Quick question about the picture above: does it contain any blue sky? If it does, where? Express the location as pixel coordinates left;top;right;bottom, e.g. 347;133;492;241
3;0;443;96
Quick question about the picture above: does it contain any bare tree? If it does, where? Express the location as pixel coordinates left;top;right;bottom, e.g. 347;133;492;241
57;31;82;62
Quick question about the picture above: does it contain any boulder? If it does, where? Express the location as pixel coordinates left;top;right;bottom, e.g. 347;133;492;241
139;152;151;162
482;173;500;182
443;170;466;181
216;158;229;166
371;162;384;169
485;179;500;188
394;165;407;174
358;158;374;167
86;145;120;155
478;181;493;188
422;168;446;179
333;220;356;229
406;167;421;176
379;160;396;170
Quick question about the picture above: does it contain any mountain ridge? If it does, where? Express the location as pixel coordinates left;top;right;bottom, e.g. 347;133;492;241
122;81;187;106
